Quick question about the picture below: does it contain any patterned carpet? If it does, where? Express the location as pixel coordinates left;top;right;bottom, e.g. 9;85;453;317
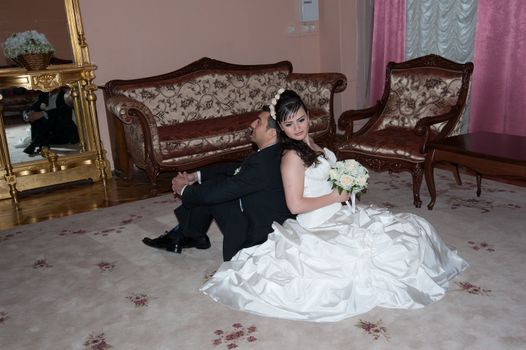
0;169;525;350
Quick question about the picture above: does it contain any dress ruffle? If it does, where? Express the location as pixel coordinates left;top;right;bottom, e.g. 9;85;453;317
201;205;468;322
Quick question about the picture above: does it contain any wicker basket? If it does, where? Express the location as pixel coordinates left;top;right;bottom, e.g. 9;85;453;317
15;53;52;71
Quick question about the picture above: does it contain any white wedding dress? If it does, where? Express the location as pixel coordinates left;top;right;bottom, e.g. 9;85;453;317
200;149;468;322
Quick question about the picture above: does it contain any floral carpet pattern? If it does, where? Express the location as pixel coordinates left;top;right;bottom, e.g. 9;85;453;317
0;169;525;349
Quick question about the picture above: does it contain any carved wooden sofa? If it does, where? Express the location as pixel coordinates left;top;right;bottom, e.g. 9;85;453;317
103;57;346;190
336;54;474;208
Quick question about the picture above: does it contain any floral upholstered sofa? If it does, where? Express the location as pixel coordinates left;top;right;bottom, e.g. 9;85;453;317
103;57;346;189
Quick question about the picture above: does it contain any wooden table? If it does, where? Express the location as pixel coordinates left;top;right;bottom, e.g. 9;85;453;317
425;132;526;209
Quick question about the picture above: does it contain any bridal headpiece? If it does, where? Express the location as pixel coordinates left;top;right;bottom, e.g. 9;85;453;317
269;88;285;120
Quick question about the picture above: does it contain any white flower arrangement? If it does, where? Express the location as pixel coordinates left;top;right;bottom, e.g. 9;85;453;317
3;30;55;60
329;159;369;214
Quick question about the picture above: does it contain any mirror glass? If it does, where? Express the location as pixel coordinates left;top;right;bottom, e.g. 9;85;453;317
3;86;82;164
0;0;78;164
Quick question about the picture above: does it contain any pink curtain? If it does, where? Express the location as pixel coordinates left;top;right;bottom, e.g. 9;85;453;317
469;0;526;136
369;0;406;105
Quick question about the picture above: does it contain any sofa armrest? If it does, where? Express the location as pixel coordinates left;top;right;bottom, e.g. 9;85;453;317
105;95;157;126
106;95;163;163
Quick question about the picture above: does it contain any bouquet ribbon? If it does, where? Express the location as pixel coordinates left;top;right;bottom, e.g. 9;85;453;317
345;192;356;215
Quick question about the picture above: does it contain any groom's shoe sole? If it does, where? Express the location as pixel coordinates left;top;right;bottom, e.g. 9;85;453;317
183;236;211;250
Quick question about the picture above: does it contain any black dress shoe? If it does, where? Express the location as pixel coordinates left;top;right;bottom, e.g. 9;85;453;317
142;233;176;252
23;144;36;155
143;232;211;253
182;236;211;250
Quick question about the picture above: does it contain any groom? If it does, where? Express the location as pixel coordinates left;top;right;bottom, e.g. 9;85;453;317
142;108;293;261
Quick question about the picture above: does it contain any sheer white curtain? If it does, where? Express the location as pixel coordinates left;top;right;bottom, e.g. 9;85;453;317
405;0;478;133
356;0;374;108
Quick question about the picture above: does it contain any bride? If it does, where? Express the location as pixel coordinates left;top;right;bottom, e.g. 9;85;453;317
200;89;468;322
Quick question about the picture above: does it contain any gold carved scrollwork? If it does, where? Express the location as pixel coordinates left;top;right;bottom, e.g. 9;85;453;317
78;34;88;48
4;174;16;186
31;73;62;91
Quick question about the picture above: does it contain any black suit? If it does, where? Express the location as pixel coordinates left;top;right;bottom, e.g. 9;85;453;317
175;143;294;261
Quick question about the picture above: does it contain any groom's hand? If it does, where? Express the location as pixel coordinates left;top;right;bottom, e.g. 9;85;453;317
181;171;198;185
172;174;188;196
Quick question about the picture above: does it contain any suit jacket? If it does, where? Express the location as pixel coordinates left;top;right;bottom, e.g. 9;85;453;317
30;89;72;120
181;143;293;245
29;89;78;145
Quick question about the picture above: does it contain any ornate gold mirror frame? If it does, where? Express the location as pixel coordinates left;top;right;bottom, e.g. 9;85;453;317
0;0;110;206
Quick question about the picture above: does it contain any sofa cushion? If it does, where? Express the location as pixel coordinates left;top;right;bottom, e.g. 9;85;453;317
154;109;331;165
158;111;258;161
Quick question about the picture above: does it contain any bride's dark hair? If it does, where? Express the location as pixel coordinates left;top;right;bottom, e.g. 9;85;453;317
273;89;322;167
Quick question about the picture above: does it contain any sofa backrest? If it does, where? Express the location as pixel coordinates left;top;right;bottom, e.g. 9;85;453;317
106;58;293;127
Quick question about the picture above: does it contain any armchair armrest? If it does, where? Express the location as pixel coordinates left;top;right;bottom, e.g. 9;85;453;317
414;106;460;153
338;104;381;140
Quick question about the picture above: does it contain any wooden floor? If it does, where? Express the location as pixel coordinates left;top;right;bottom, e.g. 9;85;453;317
0;170;174;231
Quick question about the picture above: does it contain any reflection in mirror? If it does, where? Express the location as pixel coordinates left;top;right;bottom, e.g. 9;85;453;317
3;86;81;164
0;0;73;68
0;0;78;164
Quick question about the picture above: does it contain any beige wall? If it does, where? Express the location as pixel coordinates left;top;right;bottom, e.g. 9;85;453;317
78;0;359;168
319;0;359;117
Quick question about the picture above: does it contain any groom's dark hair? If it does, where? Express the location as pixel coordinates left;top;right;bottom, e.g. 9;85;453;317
261;105;277;129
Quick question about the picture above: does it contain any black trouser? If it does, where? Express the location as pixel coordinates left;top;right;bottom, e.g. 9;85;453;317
29;116;79;148
174;201;249;261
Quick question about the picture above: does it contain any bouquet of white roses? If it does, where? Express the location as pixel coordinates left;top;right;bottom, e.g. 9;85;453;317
329;159;369;213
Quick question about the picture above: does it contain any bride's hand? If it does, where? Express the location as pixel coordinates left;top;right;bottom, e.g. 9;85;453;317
332;189;350;203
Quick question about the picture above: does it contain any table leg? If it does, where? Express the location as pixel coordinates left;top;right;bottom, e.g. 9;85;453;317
425;150;437;210
453;164;462;185
476;173;482;197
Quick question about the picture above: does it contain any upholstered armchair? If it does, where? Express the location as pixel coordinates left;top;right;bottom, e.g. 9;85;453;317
336;54;474;207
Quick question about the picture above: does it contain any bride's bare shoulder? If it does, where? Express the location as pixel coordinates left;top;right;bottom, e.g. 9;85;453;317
281;150;303;167
282;149;300;160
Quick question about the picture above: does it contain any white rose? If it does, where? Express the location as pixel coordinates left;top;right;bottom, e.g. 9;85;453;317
339;174;353;189
358;176;367;187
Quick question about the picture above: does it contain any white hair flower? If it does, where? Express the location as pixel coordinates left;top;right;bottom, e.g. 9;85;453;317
269;88;286;120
